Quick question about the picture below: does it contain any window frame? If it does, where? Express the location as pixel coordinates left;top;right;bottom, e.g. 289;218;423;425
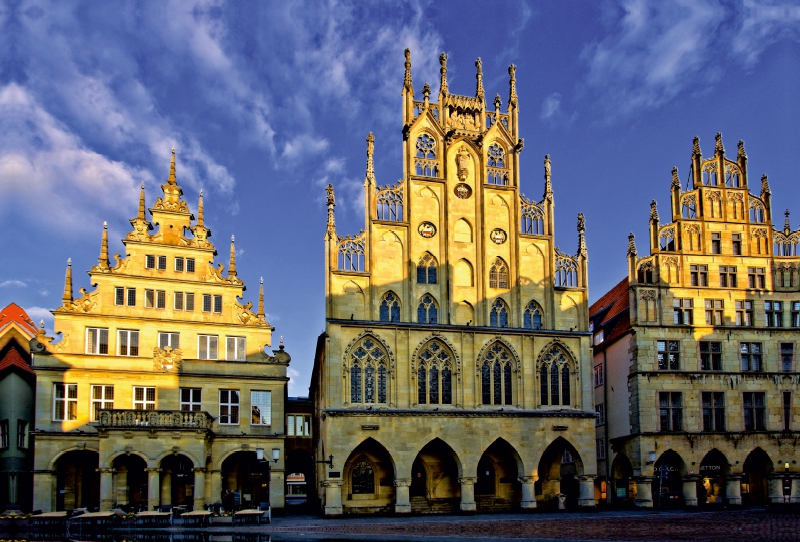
673;298;693;325
198;334;219;360
740;342;762;372
146;255;155;269
90;384;114;422
699;341;722;371
657;340;680;370
117;329;140;357
704;299;723;325
701;391;725;432
175;257;185;272
595;403;605;426
213;294;223;313
735;300;754;326
743;391;766;431
53;383;78;421
594;364;604;387
85;327;109;355
16;420;28;449
158;332;180;350
133;386;156;410
0;420;7;448
658;391;683;432
765;301;783;327
180;388;202;412
250;390;272;426
226;336;246;361
157;255;167;270
781;342;794;372
219;389;240;425
202;294;212;313
186;258;196;273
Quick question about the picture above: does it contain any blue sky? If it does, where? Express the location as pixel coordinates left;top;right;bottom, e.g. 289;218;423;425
2;0;800;395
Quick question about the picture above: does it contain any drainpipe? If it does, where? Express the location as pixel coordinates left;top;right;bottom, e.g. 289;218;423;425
603;349;611;505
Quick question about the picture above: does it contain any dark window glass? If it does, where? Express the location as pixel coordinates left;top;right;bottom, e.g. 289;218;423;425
540;365;548;405
364;365;375;404
442;365;452;405
503;363;512;405
561;365;570;405
482;363;491;405
429;365;439;404
352;460;375;494
350;365;361;403
377;365;387;404
550;361;560;405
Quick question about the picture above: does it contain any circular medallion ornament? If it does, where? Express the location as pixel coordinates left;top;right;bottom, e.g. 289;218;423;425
490;228;507;245
454;183;472;199
418;222;437;238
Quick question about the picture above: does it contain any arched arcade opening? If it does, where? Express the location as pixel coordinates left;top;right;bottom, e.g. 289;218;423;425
475;438;522;512
55;450;99;511
537;437;583;510
409;438;460;514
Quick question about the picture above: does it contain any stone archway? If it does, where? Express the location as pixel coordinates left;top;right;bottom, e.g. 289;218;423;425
285;449;315;511
55;450;99;511
112;454;148;511
342;438;395;514
409;438;461;514
537;437;584;510
743;448;773;506
221;451;269;510
160;454;195;510
475;438;522;512
653;449;686;509
698;449;729;507
610;453;633;507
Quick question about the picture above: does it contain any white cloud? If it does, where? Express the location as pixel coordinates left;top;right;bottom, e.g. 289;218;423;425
0;280;27;288
24;306;53;328
541;93;562;120
733;0;800;67
287;367;303;396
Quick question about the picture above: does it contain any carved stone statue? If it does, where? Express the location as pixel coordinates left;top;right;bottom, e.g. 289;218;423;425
456;148;470;182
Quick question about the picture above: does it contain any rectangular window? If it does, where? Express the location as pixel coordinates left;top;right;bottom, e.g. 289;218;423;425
704;299;723;325
596;438;606;460
174;292;184;310
719;266;737;288
659;391;683;431
700;341;722;371
287;414;295;436
53;383;78;421
118;330;139;356
740;342;762;371
0;421;7;448
91;385;114;421
146;255;155;269
732;234;741;255
198;335;218;360
158;332;180;349
213;295;223;313
596;403;606;426
594;365;604;387
673;298;693;325
85;328;109;355
781;343;793;371
186;258;195;273
287;414;311;436
180;388;202;411
133;386;156;410
186;293;195;312
126;288;136;307
157;255;167;270
202;294;212;313
657;340;680;370
226;337;246;361
175;257;184;272
690;265;708;287
793;302;800;327
735;300;754;326
145;289;155;308
702;391;725;431
250;391;271;426
16;420;27;448
115;287;124;306
765;301;783;327
711;233;721;254
743;392;766;431
784;392;792;431
156;290;166;309
219;390;240;425
748;267;766;289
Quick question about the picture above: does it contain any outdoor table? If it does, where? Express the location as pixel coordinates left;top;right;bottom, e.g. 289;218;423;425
72;511;116;526
232;509;268;525
30;511;68;527
181;510;212;526
135;510;172;526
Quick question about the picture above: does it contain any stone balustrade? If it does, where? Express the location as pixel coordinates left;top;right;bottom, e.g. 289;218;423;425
97;409;213;429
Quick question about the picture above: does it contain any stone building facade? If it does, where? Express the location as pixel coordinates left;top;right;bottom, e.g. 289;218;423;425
31;151;291;513
591;134;800;508
311;50;597;516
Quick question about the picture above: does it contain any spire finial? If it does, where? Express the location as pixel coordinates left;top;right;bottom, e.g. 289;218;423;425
422;83;431;107
671;167;680;188
692;136;701;157
228;235;237;278
738;140;747;159
627;232;637;257
543;154;553;202
439;52;448;96
577;213;587;258
365;133;375;186
785;209;791;234
715;132;724;155
257;276;265;319
508;64;518;107
137;182;146;221
403;48;413;93
168;146;177;185
326;184;336;239
650;200;660;225
98;221;109;270
62;258;73;307
761;173;770;196
475;57;484;101
196;190;205;227
494;93;501;112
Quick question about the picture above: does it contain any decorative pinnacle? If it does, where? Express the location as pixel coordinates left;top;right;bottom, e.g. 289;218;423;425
325;184;336;238
627;232;637;257
715;132;724;155
738;140;747;159
761;173;770;196
577;213;587;258
543;154;553;201
422;82;431;104
257;276;265;319
62;258;73;306
785;210;791;234
196;190;205;227
494;94;501;112
508;64;518;107
475;57;484;101
98;221;109;270
228;235;237;278
365;133;375;185
168;146;177;184
137;182;146;221
439;52;448;96
671;167;680;188
650;200;660;224
403;48;413;93
39;319;45;329
692;136;701;157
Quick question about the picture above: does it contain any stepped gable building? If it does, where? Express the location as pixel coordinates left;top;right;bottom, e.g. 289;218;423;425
591;133;800;509
31;150;291;513
311;50;597;516
0;304;38;513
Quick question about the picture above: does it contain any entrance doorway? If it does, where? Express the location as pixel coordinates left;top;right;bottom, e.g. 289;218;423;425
222;452;269;510
698;449;729;506
112;454;147;511
55;450;99;511
160;454;195;509
743;448;773;506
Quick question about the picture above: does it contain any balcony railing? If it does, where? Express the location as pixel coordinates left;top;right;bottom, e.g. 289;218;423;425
97;409;213;429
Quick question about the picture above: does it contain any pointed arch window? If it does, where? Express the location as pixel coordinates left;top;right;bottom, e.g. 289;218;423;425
539;346;573;406
521;196;544;235
524;300;544;330
417;294;439;324
489;258;509;289
416;340;453;406
417;253;438;284
487;143;508;185
481;342;515;406
348;337;389;405
490;298;509;328
379;292;400;322
352;459;375;494
415;134;439;177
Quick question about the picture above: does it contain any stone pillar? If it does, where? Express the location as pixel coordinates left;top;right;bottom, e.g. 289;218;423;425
633;476;654;508
725;475;742;506
209;469;222;505
682;475;700;507
767;475;784;504
323;480;343;516
192;468;206;511
458;477;477;512
519;476;537;509
160;470;172;506
98;468;115;511
578;475;596;508
393;478;411;514
33;470;56;512
145;468;161;511
789;474;800;504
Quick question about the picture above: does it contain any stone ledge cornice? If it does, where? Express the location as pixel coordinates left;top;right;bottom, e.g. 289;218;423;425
322;408;595;419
